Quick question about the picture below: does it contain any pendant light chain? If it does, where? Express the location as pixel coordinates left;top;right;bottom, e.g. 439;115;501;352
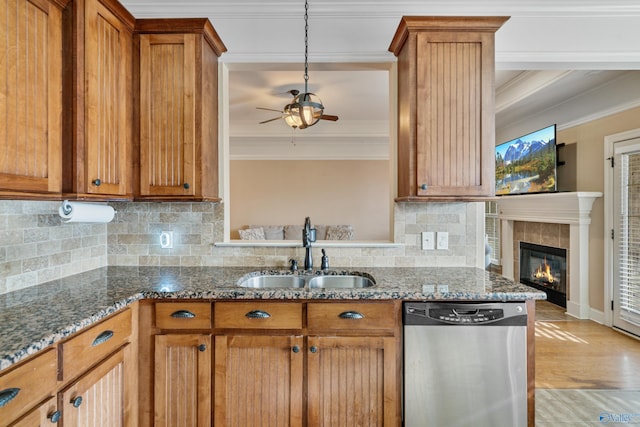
303;0;309;94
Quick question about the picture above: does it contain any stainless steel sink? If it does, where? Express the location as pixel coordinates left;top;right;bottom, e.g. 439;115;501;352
237;275;306;288
308;275;375;289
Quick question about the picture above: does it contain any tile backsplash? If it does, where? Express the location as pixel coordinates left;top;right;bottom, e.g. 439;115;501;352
0;199;484;295
0;201;107;294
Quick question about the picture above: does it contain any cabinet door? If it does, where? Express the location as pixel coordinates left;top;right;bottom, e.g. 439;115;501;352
0;0;62;195
214;335;304;427
138;33;197;197
9;397;59;427
61;345;131;426
307;336;397;427
414;31;495;197
154;334;211;427
83;0;131;196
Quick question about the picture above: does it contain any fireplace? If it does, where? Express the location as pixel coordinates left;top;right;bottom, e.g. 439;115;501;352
519;242;567;307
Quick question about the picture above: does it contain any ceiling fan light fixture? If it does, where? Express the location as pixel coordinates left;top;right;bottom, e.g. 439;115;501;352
288;92;324;129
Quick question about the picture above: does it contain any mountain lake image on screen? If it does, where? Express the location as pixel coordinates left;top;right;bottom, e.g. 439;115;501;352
495;124;557;195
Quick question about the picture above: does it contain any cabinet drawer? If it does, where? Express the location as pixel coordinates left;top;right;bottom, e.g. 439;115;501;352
0;348;57;424
307;302;396;333
156;302;212;329
61;309;131;382
214;302;303;329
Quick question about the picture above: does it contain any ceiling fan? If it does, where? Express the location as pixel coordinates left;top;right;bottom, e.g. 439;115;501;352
257;89;339;128
256;0;338;130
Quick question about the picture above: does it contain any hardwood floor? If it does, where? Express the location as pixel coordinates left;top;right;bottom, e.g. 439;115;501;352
535;300;640;389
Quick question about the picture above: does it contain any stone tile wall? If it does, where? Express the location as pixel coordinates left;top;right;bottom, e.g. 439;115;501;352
0;199;484;295
0;201;107;294
107;201;483;269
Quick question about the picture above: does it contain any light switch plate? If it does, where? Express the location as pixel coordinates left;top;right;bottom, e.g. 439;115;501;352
421;231;435;250
160;231;174;249
437;232;449;250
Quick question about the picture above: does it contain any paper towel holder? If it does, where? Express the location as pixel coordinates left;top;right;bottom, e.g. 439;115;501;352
60;200;73;216
59;200;117;217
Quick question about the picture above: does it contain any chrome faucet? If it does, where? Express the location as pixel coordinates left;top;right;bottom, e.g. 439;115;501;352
302;217;316;270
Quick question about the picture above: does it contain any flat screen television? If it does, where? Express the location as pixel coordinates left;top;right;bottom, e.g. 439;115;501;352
495;124;557;195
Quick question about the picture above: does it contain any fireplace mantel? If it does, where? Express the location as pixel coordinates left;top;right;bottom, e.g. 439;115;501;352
497;191;602;319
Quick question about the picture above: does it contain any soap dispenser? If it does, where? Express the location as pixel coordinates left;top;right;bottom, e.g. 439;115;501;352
320;249;329;271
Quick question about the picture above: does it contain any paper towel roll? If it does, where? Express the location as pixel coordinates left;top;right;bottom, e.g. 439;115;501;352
59;201;115;223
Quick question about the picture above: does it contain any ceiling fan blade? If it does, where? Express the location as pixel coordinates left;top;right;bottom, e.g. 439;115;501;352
320;114;339;121
256;107;285;113
259;116;286;124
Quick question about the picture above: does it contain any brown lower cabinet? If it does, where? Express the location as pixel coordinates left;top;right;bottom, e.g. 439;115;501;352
145;300;401;427
60;344;133;426
1;307;137;427
154;334;212;427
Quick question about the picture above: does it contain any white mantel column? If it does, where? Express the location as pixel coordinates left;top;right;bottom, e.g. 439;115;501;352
497;192;602;319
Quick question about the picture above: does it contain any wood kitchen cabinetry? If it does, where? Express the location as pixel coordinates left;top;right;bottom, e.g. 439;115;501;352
213;301;400;427
152;302;212;427
0;306;137;427
389;16;508;200
213;302;304;426
63;0;134;199
0;0;67;198
0;349;58;425
58;307;137;426
134;19;227;201
306;302;399;426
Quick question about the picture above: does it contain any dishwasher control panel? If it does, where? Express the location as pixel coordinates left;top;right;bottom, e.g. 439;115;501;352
404;302;527;326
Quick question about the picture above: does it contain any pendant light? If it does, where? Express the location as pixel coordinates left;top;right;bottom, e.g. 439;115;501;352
285;0;324;129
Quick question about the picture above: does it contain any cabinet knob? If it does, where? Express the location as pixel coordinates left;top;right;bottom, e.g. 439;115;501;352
71;396;83;408
198;344;207;352
183;183;190;189
421;183;428;190
92;178;101;186
310;346;318;353
48;410;62;423
292;345;300;353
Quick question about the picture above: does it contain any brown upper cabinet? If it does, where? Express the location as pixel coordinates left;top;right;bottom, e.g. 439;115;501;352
389;16;509;200
63;0;135;199
134;19;226;201
0;0;69;199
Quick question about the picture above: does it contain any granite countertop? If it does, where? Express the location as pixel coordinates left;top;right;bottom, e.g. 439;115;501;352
0;266;545;371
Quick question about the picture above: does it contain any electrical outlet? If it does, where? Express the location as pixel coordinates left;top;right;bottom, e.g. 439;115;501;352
160;231;174;249
421;231;435;250
436;232;449;250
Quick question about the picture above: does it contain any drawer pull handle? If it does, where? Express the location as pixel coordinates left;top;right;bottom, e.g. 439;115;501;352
171;310;196;319
92;330;114;346
246;310;271;319
49;410;62;423
338;311;365;320
0;387;20;408
310;346;318;353
92;178;101;186
198;344;207;352
71;396;83;408
292;345;300;353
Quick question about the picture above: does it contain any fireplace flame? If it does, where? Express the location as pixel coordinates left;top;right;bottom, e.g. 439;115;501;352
534;257;555;283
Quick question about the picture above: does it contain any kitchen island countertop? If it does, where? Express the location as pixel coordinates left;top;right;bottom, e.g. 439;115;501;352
0;265;545;371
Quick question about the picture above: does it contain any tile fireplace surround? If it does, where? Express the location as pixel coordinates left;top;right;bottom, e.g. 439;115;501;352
497;192;602;319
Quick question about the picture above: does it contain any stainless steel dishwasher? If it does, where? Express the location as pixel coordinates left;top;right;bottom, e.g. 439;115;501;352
403;302;528;427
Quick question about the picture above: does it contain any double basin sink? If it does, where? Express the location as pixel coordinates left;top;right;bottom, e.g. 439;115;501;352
238;272;375;289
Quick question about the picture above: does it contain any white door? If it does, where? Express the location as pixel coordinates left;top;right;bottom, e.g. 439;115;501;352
612;136;640;337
